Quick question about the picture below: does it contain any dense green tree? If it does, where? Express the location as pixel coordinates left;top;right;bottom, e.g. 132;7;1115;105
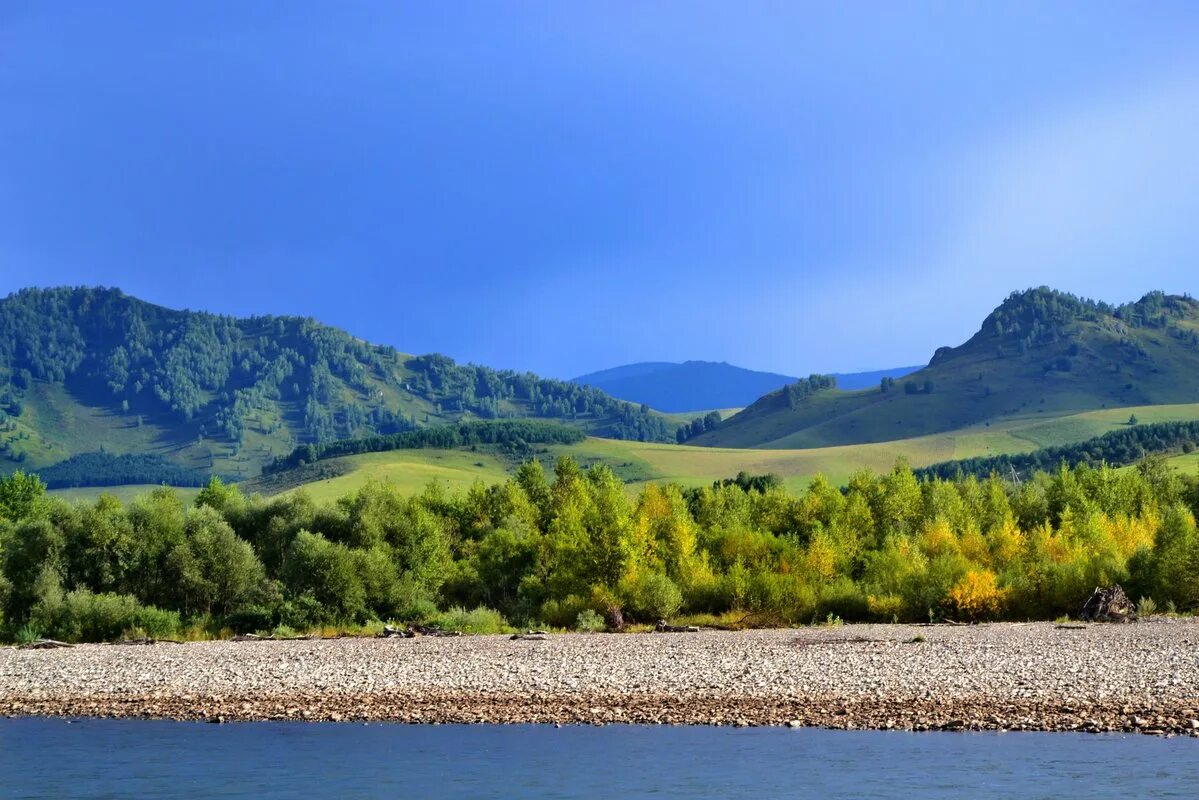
1;517;64;620
169;505;265;617
284;530;366;623
0;470;45;522
64;495;135;594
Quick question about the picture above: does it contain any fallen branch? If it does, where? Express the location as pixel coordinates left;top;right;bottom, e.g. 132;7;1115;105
19;639;74;650
379;625;415;639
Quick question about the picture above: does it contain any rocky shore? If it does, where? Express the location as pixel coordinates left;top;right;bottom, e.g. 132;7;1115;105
4;620;1199;735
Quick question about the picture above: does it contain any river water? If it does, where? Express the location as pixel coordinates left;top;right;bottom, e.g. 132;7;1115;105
1;718;1195;798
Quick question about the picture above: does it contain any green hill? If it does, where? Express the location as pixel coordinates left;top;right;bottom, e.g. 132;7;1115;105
171;401;1198;506
0;287;672;480
692;288;1199;449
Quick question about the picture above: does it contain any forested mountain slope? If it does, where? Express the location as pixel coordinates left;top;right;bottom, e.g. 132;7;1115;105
692;288;1199;449
0;287;671;478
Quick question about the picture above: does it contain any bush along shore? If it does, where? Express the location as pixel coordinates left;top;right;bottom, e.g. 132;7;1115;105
3;623;1199;735
1;453;1199;645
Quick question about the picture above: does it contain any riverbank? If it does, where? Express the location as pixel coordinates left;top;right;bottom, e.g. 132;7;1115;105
3;621;1198;735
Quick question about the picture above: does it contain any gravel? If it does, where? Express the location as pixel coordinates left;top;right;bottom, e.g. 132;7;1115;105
3;620;1199;734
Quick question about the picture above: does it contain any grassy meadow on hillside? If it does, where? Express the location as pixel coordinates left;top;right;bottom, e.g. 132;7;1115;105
238;402;1199;501
36;402;1199;506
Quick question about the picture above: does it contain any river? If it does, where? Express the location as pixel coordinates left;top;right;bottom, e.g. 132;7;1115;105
1;719;1195;798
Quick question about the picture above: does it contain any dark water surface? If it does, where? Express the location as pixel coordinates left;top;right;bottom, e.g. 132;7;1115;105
1;718;1196;799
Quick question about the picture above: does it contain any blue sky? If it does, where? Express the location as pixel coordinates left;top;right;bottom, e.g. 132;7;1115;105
3;2;1199;378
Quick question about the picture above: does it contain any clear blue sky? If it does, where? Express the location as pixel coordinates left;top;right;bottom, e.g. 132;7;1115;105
3;2;1199;378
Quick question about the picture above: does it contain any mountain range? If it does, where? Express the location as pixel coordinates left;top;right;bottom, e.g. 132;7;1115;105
571;362;919;412
2;285;1197;485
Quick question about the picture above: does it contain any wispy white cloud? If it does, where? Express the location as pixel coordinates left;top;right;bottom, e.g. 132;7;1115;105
767;62;1199;373
951;64;1199;290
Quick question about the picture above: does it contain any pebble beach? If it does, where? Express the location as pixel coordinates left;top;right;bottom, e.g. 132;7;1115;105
3;620;1199;735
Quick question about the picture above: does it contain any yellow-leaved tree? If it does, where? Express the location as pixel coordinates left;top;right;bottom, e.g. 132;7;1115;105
947;569;1009;621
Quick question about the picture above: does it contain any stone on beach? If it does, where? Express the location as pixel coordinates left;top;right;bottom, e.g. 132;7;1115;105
2;621;1197;735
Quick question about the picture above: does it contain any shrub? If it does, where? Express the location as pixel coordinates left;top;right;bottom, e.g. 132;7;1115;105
398;595;440;623
15;624;41;644
866;593;905;622
588;584;625;629
748;572;817;623
33;589;179;642
1137;596;1158;617
278;594;326;630
679;570;724;614
574;609;606;632
620;573;683;622
816;577;868;622
225;605;276;634
539;595;590;628
129;604;182;640
947;569;1008;621
426;605;510;634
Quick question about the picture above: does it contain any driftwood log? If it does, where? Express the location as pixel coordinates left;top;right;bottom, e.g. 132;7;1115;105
18;639;74;650
655;620;700;633
379;624;463;638
1079;585;1137;622
380;624;415;639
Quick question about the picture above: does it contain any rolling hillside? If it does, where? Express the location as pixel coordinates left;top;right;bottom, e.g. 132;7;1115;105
183;400;1199;504
692;288;1199;449
573;360;919;412
0;287;672;479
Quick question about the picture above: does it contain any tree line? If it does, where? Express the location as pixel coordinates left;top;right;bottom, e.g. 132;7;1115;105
783;374;837;409
3;452;1198;643
263;420;586;474
916;420;1199;482
676;411;721;443
23;452;218;490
